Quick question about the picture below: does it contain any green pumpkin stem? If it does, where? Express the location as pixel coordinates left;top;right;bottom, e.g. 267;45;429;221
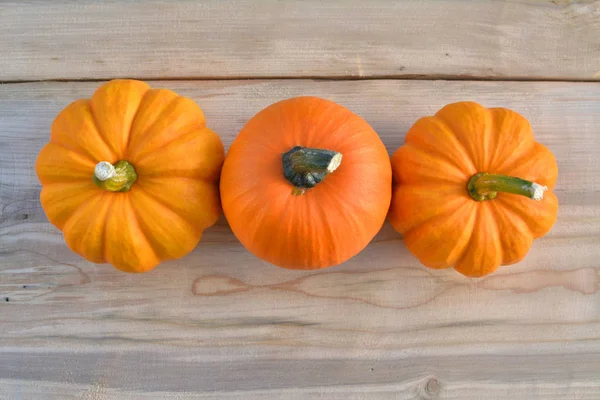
282;146;342;196
468;172;547;202
93;160;137;192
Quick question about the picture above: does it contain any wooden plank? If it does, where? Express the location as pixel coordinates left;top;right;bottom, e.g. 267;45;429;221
1;79;599;398
1;352;599;399
1;0;599;81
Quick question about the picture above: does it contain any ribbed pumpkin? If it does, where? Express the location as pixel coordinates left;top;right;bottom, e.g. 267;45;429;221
35;80;224;273
389;101;558;277
220;96;392;269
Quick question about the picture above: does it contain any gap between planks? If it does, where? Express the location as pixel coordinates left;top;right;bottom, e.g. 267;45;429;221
2;75;600;85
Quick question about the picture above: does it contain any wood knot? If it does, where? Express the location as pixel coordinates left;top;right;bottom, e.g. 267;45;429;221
426;378;440;394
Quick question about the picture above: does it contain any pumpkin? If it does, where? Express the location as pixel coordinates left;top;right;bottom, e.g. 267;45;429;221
389;101;558;277
35;79;224;273
220;96;392;269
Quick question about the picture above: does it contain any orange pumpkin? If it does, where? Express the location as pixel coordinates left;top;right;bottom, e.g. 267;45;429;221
389;101;558;277
35;80;224;273
220;96;392;269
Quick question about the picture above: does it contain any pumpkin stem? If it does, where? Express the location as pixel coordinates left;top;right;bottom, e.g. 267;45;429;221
93;160;137;192
282;146;342;195
468;172;547;202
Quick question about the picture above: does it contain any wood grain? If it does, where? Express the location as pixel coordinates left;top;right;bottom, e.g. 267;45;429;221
1;0;600;81
1;80;600;399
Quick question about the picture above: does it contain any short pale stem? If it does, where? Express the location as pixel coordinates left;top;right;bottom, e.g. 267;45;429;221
282;146;342;195
93;160;137;192
468;172;547;202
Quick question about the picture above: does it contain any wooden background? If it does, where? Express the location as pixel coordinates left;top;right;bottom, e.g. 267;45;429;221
1;1;599;399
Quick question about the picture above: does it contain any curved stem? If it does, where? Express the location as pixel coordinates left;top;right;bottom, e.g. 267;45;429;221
93;160;137;192
468;172;547;202
282;146;342;195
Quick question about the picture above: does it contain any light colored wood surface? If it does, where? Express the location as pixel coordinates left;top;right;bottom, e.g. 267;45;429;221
1;80;600;399
1;0;600;81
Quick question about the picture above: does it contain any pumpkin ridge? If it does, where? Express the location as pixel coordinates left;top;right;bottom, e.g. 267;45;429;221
50;100;117;163
452;214;478;273
135;176;221;229
105;195;160;272
400;143;469;184
62;192;113;264
491;134;536;174
494;142;557;190
455;204;501;277
406;138;470;177
390;185;469;234
127;93;182;156
88;98;121;158
494;193;558;239
47;141;94;166
49;116;101;164
487;108;536;172
405;117;477;176
40;181;100;230
496;197;535;224
448;204;478;266
125;194;187;261
450;211;477;274
45;142;98;170
402;200;476;269
482;108;493;171
100;194;109;264
428;114;478;173
133;184;203;230
435;102;492;171
122;87;155;155
401;194;471;239
485;203;501;269
90;80;152;159
489;200;533;265
132;124;211;167
491;201;532;239
98;192;112;265
36;143;97;185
